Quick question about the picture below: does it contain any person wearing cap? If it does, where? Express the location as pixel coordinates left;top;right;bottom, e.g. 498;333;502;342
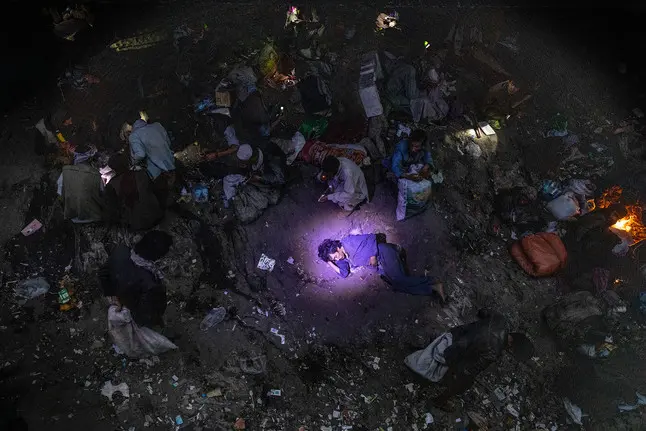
57;144;106;223
222;143;285;215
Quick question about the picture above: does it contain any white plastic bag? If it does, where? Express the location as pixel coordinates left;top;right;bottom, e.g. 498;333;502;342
547;192;580;220
396;178;432;221
108;305;177;358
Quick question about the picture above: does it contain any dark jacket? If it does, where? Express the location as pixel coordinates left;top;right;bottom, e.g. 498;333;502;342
105;170;163;231
443;310;510;374
99;245;166;327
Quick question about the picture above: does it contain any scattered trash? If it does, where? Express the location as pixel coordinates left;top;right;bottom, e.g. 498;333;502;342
101;381;130;401
271;300;286;316
240;355;267;374
546;113;568;137
618;392;646;412
58;275;77;311
21;219;43;236
404;383;415;393
546;192;580;220
466;141;482;159
563;398;583;425
287;256;295;265
361;394;378;404
257;254;276;272
200;307;227;331
424;412;434;425
14;278;50;305
506;404;519;418
234;417;246;430
270;327;286;344
206;388;222;397
175;415;184;425
267;389;282;397
192;183;209;203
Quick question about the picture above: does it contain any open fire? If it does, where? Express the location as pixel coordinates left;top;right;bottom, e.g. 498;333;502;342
610;204;646;246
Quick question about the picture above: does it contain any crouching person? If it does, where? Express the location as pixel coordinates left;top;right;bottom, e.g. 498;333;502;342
57;144;105;223
317;234;445;302
405;310;534;411
104;153;164;231
99;231;177;357
318;156;369;214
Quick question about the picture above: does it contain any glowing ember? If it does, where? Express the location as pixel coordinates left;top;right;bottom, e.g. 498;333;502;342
597;185;622;209
610;205;646;245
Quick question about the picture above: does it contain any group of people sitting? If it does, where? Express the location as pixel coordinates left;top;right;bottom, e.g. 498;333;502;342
57;117;175;231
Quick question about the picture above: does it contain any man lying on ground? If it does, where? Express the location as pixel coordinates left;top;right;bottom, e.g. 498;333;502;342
318;156;369;213
405;310;534;412
317;234;446;302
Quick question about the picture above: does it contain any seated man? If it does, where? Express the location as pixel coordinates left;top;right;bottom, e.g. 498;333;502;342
317;234;446;301
222;144;285;223
105;153;163;231
57;144;105;223
99;230;173;328
319;156;368;212
391;129;434;181
391;129;435;220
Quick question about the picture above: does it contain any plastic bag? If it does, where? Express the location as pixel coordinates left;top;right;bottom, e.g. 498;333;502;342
108;305;177;358
404;333;452;382
509;232;567;277
14;277;50;305
547;192;580;220
396;178;432;221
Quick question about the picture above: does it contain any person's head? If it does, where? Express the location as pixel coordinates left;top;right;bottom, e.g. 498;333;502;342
119;122;133;141
318;239;343;262
321;156;340;181
237;144;257;168
108;153;131;175
409;129;426;153
133;230;173;261
507;332;534;362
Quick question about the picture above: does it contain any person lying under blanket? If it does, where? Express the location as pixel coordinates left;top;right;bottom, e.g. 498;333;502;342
317;234;446;303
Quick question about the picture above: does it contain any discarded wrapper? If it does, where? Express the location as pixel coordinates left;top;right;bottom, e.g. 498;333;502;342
267;389;282;397
101;381;130;401
21;219;43;236
257;254;276;272
270;327;286;344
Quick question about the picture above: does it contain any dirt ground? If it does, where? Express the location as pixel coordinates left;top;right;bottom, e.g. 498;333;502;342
2;2;646;431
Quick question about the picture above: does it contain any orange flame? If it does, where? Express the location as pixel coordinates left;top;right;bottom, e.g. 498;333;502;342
597;185;623;209
610;205;646;245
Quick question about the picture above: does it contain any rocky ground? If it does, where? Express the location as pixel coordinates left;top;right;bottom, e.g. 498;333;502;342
1;2;646;431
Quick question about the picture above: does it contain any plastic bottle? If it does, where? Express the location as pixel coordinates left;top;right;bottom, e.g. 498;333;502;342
200;307;226;331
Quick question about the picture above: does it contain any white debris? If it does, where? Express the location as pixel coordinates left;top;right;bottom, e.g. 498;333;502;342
101;381;130;401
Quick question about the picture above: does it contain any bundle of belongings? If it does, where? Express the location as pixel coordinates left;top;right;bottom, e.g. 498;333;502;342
509;232;567;277
271;132;374;167
223;144;286;224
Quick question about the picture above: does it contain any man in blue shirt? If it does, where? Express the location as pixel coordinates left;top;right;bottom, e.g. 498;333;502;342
317;234;446;302
391;129;433;181
128;119;176;179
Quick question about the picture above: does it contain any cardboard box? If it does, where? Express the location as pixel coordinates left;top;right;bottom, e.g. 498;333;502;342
215;90;231;107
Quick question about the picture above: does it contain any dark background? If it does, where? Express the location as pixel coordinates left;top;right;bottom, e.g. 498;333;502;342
1;1;645;114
